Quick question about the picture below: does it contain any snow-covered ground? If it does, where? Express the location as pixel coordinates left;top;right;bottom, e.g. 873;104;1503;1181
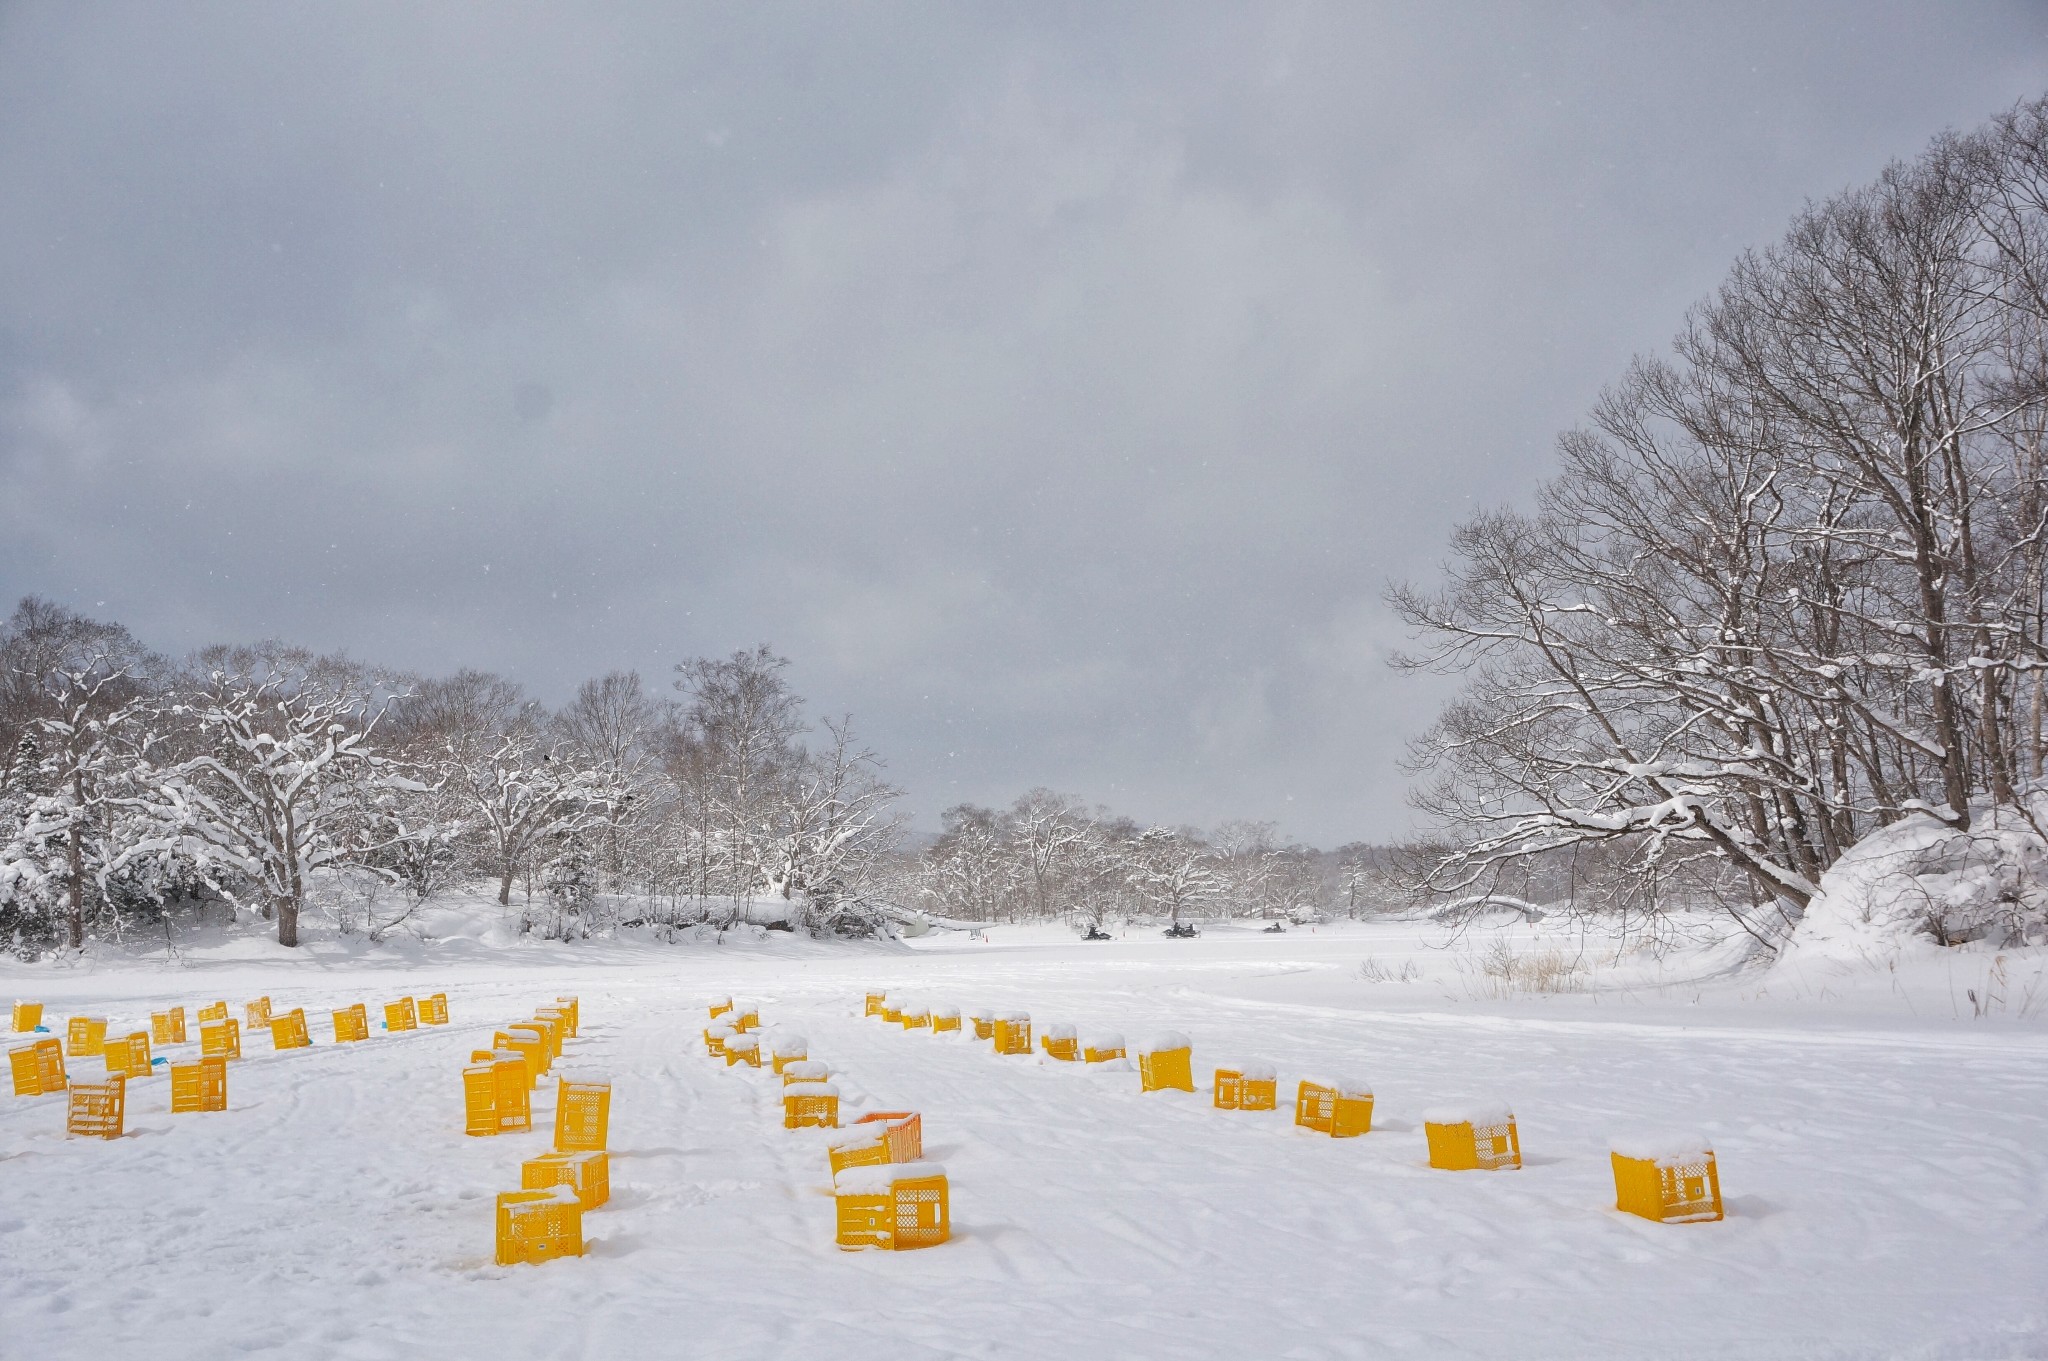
3;911;2046;1359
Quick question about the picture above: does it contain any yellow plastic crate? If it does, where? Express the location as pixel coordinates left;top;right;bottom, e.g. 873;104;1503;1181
993;1014;1033;1056
723;1035;762;1068
554;1074;611;1152
827;1111;922;1174
464;1056;533;1136
67;1073;125;1139
931;1008;962;1033
1138;1035;1194;1093
880;1001;903;1024
532;1010;567;1057
1214;1064;1278;1111
246;997;272;1028
384;997;418;1033
1082;1034;1125;1064
496;1186;584;1265
769;1036;809;1073
522;1149;610;1209
499;1026;549;1079
332;1004;369;1043
196;1001;228;1024
970;1012;995;1041
14;1000;44;1032
783;1081;840;1129
10;1038;67;1096
833;1163;950;1251
781;1060;830;1087
703;1025;731;1059
1424;1105;1521;1171
199;1017;241;1061
419;993;449;1026
731;1004;760;1033
900;1006;931;1030
66;1016;107;1058
1041;1027;1079;1062
1295;1078;1373;1137
1611;1139;1724;1223
554;997;580;1037
150;1008;187;1046
270;1009;311;1051
103;1032;152;1079
169;1057;228;1113
864;991;886;1017
708;997;733;1019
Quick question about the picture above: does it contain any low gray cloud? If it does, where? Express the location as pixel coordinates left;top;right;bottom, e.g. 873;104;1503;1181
3;3;2045;843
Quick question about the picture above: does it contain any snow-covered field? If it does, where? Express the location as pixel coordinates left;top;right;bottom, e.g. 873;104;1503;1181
4;914;2046;1360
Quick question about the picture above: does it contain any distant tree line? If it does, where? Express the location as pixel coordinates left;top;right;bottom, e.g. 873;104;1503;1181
0;598;1384;957
1393;96;2048;951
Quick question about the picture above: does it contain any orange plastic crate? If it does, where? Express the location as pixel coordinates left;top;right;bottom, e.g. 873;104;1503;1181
496;1186;584;1265
169;1057;228;1113
522;1150;610;1209
66;1016;107;1058
67;1074;125;1139
1611;1140;1724;1223
270;1009;311;1051
554;1074;611;1152
200;1017;241;1061
332;1004;369;1043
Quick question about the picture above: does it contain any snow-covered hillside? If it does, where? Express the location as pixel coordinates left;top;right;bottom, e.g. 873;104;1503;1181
2;906;2044;1360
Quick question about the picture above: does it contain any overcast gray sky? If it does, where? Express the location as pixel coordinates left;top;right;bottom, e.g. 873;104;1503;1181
3;4;2046;845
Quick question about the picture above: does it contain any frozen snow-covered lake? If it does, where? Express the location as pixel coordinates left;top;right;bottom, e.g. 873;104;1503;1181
3;919;2045;1359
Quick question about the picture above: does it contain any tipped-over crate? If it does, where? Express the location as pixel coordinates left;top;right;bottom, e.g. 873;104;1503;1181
554;1072;611;1152
150;1008;187;1046
899;1003;931;1030
723;1034;762;1068
419;993;450;1026
1082;1033;1126;1064
783;1080;840;1129
496;1186;584;1265
169;1057;228;1113
993;1013;1033;1056
931;1005;962;1034
1611;1136;1724;1223
102;1032;152;1080
464;1055;533;1136
66;1016;108;1058
1295;1077;1374;1137
523;1150;610;1209
67;1073;125;1139
1138;1034;1195;1093
270;1009;311;1051
384;997;418;1033
827;1111;923;1174
1425;1103;1522;1171
333;1004;370;1043
730;1000;760;1032
199;1017;241;1061
833;1162;950;1251
1040;1024;1079;1062
769;1036;809;1073
9;1038;66;1096
880;997;904;1025
11;1000;41;1033
969;1010;995;1041
1214;1061;1279;1111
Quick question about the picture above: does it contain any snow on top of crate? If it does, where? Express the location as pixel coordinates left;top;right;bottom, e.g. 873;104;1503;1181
1221;1060;1277;1082
506;1184;583;1213
1044;1023;1077;1039
1082;1032;1124;1050
901;1003;930;1016
832;1161;947;1195
504;1024;544;1040
932;1005;960;1019
1422;1101;1512;1127
969;1008;994;1020
1142;1032;1191;1053
1302;1074;1371;1097
782;1060;829;1080
709;995;732;1005
555;1069;611;1089
731;998;759;1012
723;1033;760;1050
1609;1132;1713;1164
783;1081;839;1098
1001;1010;1030;1022
826;1125;888;1150
770;1035;809;1056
